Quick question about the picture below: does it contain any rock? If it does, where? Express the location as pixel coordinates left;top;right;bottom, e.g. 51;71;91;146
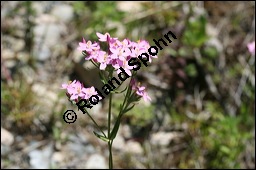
1;144;11;156
17;52;29;63
28;143;54;169
2;49;15;60
85;154;107;169
124;140;143;155
117;2;142;13
119;125;132;139
112;134;125;150
150;132;183;146
5;60;16;68
205;37;223;53
51;152;64;167
1;127;14;146
13;39;25;52
33;22;63;46
67;140;95;157
51;4;74;23
34;44;51;61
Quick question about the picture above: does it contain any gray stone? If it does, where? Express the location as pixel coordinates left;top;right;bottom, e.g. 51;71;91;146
1;144;11;156
124;140;143;155
112;134;125;150
1;127;14;146
51;4;74;23
150;132;183;146
85;154;107;169
28;143;53;169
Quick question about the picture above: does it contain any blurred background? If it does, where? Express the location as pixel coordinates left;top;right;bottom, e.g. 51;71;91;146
1;1;255;169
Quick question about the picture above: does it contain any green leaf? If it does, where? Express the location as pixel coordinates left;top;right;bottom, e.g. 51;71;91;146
109;114;122;140
93;131;110;142
123;104;135;114
99;71;107;84
111;87;127;94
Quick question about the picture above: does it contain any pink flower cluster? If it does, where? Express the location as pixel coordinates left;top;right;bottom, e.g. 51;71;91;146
77;32;158;76
61;80;100;102
247;41;255;55
130;79;152;102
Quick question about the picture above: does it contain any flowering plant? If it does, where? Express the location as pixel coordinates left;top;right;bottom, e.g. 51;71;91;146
61;32;156;169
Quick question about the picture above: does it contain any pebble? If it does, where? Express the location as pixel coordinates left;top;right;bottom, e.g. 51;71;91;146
124;140;143;155
85;154;107;169
51;4;74;23
1;127;14;146
150;132;182;146
28;143;53;169
112;134;125;150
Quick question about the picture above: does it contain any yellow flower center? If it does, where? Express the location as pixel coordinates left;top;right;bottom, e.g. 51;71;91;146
87;41;92;45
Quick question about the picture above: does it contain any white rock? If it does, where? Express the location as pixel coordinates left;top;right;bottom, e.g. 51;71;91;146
1;127;14;146
2;49;15;60
124;140;143;155
17;52;29;63
85;154;107;169
1;144;11;156
150;132;182;146
120;125;132;139
52;4;74;23
117;2;142;12
13;39;25;52
51;152;64;167
28;143;53;169
112;134;125;150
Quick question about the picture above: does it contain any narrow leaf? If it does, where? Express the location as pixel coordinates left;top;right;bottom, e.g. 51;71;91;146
109;114;122;140
111;87;128;94
123;104;135;114
93;131;109;142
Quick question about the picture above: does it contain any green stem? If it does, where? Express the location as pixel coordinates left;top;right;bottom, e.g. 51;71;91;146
85;109;107;138
108;93;113;137
108;141;113;169
108;70;113;169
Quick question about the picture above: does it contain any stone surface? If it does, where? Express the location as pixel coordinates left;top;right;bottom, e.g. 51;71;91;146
1;127;14;146
85;154;107;169
124;140;143;155
150;132;182;146
28;143;53;169
51;4;74;23
112;134;125;150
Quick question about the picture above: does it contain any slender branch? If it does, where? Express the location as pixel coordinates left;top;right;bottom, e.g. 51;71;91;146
84;109;107;138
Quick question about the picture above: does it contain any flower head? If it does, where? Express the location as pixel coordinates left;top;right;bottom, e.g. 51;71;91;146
247;41;255;55
61;80;101;103
130;80;151;102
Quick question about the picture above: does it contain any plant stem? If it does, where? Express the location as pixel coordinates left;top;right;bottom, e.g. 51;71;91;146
85;109;107;138
108;141;113;169
108;88;113;169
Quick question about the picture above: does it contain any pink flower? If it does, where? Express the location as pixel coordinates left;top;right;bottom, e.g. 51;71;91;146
96;32;110;42
130;80;152;102
97;51;110;70
77;32;157;73
247;41;255;55
61;80;102;103
82;86;99;99
61;80;85;101
109;46;131;61
77;38;100;52
117;59;133;76
136;86;151;102
96;32;118;42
